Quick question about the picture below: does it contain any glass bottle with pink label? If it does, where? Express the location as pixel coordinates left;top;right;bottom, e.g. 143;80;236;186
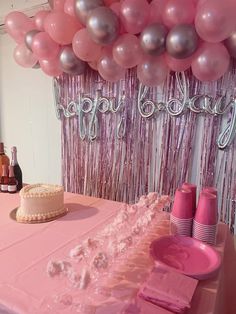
8;166;17;194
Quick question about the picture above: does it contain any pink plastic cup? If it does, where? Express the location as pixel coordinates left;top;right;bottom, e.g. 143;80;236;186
202;187;218;221
171;188;193;219
182;182;197;215
194;192;218;225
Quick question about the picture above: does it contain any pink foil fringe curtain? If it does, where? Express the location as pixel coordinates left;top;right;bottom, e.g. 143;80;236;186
57;68;236;234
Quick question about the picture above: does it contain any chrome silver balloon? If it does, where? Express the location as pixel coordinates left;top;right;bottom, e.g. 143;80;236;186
166;24;199;59
59;46;86;75
140;24;168;56
25;29;40;51
53;71;236;149
217;98;236;149
86;7;119;45
74;0;104;25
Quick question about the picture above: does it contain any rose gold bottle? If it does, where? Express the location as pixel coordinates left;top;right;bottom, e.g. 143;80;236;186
0;143;10;177
0;165;9;193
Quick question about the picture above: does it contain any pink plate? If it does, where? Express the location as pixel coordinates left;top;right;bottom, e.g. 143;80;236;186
150;235;221;280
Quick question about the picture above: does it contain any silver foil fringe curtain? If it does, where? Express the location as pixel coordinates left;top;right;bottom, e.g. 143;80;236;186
55;68;236;234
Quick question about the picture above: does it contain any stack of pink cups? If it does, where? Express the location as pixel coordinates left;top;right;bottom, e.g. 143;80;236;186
182;182;197;216
192;187;218;245
170;185;196;237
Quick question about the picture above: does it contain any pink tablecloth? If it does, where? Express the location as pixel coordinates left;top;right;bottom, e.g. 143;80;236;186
0;192;228;314
0;192;125;313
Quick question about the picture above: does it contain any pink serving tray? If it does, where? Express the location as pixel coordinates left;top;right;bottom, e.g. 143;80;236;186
150;235;221;280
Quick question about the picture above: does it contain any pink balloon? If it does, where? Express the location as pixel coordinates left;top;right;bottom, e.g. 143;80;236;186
53;0;66;11
163;0;196;28
14;43;38;68
98;49;126;82
104;0;119;5
149;0;168;24
5;11;35;43
88;61;98;71
137;55;169;87
40;56;62;76
229;0;236;10
34;10;50;31
72;28;102;62
44;12;82;45
196;0;207;7
110;3;120;17
165;53;193;72
191;42;230;82
120;0;150;34
113;34;142;69
192;0;199;5
195;0;236;43
31;32;60;60
64;0;75;16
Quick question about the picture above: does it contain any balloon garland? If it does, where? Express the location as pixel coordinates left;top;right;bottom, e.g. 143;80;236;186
4;0;236;86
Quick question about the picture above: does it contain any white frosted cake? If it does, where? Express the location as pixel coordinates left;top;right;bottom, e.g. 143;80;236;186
16;184;66;223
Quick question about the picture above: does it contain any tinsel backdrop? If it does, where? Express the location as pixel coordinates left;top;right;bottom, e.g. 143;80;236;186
54;67;236;234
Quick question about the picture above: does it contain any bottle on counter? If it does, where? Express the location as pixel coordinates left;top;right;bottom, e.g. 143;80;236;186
11;146;23;191
0;165;9;193
8;166;17;194
0;142;10;177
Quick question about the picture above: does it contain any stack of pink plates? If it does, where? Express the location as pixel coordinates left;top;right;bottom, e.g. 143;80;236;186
170;214;193;237
192;220;217;245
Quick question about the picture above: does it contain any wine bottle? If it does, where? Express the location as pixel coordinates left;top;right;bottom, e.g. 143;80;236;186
0;165;9;193
11;147;23;191
0;142;10;177
8;166;17;194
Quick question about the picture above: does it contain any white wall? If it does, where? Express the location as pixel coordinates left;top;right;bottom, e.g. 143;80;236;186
0;33;61;185
0;0;49;20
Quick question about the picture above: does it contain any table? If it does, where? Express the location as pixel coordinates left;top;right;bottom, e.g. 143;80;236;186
0;192;229;314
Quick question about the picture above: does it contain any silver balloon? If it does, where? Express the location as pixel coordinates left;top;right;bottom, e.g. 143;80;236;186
166;24;199;59
59;46;86;75
140;24;168;56
87;7;119;45
25;29;40;51
225;31;236;59
74;0;104;25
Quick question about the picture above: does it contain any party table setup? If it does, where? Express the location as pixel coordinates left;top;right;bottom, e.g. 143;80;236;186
0;182;230;314
1;0;236;313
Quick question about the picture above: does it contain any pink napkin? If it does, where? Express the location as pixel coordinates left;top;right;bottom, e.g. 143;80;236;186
138;267;198;314
122;299;174;314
